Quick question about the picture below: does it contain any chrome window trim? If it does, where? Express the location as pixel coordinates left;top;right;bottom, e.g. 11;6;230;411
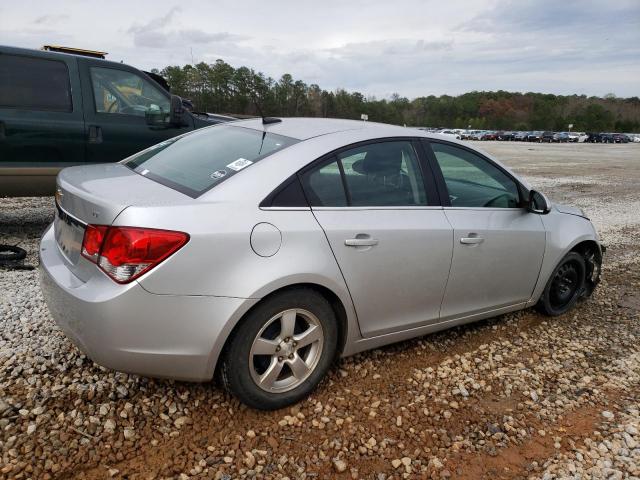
310;206;444;211
441;207;525;212
259;206;312;211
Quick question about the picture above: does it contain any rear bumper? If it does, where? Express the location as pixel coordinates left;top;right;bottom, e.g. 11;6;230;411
39;224;256;381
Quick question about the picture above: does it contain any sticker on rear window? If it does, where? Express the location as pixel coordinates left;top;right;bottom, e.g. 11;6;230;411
226;158;253;171
210;169;227;179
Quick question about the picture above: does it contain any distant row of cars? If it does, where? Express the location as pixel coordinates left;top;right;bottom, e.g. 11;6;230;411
421;128;640;144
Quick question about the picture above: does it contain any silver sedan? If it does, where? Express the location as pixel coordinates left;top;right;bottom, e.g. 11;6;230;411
39;118;604;409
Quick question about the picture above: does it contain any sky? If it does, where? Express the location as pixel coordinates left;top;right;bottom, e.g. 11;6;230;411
1;0;638;99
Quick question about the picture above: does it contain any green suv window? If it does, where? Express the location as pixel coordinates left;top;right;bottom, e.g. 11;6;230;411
90;67;170;117
0;54;71;112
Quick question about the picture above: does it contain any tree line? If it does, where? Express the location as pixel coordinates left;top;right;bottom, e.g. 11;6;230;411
153;59;640;132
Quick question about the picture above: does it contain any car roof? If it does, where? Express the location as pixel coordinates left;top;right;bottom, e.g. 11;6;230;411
0;44;142;71
229;117;418;141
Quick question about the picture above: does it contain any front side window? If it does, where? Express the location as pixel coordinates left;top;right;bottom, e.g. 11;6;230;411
124;125;298;197
0;54;72;111
90;67;169;117
430;142;520;208
301;141;427;207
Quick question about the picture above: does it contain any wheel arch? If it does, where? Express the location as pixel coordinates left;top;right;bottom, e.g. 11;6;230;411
210;281;352;381
529;233;603;307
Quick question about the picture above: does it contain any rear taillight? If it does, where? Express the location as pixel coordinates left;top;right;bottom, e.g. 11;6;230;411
81;226;189;283
81;225;108;262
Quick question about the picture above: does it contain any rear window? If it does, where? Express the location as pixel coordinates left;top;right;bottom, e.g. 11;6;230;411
0;54;72;112
124;125;298;197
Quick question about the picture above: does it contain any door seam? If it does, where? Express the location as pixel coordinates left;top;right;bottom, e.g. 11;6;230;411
439;209;456;319
308;208;364;338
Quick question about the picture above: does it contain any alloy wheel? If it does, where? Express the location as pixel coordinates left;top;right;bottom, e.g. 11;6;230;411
249;309;324;393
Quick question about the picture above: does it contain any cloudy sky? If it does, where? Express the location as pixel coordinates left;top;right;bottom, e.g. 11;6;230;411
1;0;638;98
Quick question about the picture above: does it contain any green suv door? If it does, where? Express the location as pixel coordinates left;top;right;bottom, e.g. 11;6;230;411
78;58;193;163
0;50;85;195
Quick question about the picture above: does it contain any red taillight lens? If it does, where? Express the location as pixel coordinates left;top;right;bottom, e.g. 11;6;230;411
81;225;189;284
81;225;108;262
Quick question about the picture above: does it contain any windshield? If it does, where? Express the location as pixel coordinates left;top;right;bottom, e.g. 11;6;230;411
124;125;298;197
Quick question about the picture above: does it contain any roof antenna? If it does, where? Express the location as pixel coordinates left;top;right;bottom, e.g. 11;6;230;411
250;88;281;126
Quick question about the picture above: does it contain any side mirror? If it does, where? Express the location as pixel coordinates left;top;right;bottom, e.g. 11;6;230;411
527;189;551;214
144;108;170;127
169;94;185;126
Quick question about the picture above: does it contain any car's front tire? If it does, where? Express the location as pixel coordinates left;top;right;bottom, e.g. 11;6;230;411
536;252;586;316
220;288;338;410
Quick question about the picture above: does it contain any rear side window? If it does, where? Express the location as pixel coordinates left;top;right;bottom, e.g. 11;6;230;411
300;141;427;207
301;160;347;206
0;54;72;112
124;125;298;197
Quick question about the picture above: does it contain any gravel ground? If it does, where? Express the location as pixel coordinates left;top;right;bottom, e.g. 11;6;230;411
0;142;639;479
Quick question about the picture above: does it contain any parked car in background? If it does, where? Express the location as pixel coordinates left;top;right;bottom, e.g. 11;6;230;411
480;131;498;141
553;132;570;143
540;131;555;143
613;133;630;143
40;117;604;409
437;129;462;140
567;132;580;142
460;130;479;140
527;131;543;142
0;45;232;196
514;131;528;141
496;131;515;141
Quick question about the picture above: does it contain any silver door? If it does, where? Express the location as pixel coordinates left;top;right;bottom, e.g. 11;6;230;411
428;141;546;319
300;140;453;338
441;209;545;318
314;208;453;336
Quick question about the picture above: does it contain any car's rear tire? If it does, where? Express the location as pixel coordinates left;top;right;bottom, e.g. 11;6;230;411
220;288;338;410
536;252;586;316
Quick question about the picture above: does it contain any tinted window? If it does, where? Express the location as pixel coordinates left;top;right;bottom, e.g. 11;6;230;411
301;160;347;207
0;54;72;111
301;141;428;207
263;176;308;208
124;125;298;197
90;67;169;117
431;143;520;208
338;141;426;206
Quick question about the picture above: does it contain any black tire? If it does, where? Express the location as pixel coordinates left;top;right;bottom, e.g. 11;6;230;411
536;252;586;316
220;288;338;410
0;245;27;264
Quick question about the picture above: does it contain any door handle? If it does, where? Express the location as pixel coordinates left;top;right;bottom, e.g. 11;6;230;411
345;238;379;247
88;125;103;144
460;236;484;245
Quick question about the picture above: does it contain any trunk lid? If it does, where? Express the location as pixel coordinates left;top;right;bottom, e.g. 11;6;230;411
54;163;192;278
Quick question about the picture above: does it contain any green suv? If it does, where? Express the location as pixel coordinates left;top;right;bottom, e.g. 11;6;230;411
0;45;232;196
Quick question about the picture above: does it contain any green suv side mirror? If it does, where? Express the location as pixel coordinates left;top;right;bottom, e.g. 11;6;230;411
169;95;185;126
145;95;185;127
144;108;170;127
528;189;551;214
